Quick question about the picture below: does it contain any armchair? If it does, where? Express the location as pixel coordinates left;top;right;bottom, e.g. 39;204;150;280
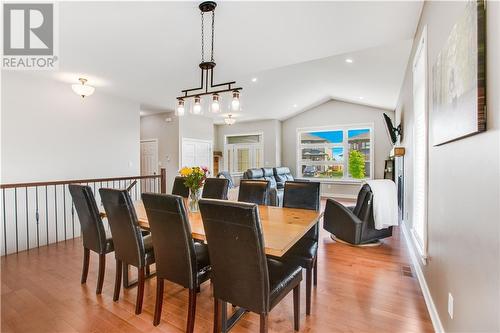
323;184;393;246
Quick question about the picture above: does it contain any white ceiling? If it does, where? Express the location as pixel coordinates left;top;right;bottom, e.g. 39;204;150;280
37;1;423;122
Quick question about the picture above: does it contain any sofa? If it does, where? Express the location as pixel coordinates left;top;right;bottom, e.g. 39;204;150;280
242;167;295;206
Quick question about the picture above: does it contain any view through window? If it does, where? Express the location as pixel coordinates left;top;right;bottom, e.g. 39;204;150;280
298;126;372;181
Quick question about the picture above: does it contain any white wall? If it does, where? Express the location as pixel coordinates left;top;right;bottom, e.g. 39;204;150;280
282;99;394;198
215;119;282;167
1;71;140;255
395;2;500;331
140;112;179;192
1;72;140;182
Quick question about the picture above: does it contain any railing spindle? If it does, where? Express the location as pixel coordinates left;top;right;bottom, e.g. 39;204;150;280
63;185;67;241
45;186;49;245
14;188;18;253
54;185;58;243
36;187;40;248
3;189;7;255
71;198;75;239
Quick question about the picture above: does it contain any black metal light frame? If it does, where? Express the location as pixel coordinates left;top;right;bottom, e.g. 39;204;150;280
176;1;242;102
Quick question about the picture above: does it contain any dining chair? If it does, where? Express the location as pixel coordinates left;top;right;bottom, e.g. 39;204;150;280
238;179;270;205
199;199;302;333
202;178;229;200
99;188;155;314
279;181;320;315
69;184;113;294
172;176;190;198
142;193;211;329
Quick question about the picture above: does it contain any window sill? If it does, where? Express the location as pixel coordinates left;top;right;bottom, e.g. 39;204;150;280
297;177;369;185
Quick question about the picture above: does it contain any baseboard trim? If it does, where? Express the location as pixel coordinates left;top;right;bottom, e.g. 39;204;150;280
401;221;445;333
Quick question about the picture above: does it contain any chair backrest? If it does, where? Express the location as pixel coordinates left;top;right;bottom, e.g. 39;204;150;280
172;176;190;198
142;193;198;289
202;178;229;200
283;181;321;240
273;167;294;183
198;199;270;314
69;184;107;254
353;184;373;221
238;179;270;205
99;188;147;267
262;168;277;188
217;171;235;188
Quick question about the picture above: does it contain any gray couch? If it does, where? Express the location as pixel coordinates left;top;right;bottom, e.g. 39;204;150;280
242;167;295;206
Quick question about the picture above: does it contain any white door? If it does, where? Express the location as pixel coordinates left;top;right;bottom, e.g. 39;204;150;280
140;140;158;176
181;138;213;174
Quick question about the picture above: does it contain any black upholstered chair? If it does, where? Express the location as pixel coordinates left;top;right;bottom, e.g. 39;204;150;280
217;171;235;189
99;188;155;315
238;179;270;205
202;178;229;200
142;193;211;329
279;181;320;315
273;167;294;189
243;169;279;206
323;184;393;245
69;184;113;294
199;199;302;333
172;176;189;198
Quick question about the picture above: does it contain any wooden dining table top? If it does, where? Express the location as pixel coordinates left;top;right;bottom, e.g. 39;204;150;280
100;200;323;257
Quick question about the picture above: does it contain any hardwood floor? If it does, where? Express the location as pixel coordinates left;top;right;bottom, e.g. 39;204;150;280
1;205;433;333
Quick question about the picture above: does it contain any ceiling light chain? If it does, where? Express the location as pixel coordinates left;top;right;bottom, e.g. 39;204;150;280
176;1;242;122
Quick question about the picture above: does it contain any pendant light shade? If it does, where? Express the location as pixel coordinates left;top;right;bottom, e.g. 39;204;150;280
231;90;240;111
72;78;95;98
176;99;185;116
211;93;220;113
224;114;236;125
192;96;202;115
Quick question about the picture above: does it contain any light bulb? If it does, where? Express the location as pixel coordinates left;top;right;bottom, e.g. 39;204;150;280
192;96;202;115
176;99;185;116
231;90;240;111
211;94;220;113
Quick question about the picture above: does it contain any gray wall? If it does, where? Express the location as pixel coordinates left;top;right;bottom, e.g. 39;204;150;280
282;99;394;198
395;1;500;331
179;112;215;142
140;112;179;191
215;119;282;182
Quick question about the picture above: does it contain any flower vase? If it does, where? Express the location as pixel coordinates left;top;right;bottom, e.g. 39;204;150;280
188;188;201;212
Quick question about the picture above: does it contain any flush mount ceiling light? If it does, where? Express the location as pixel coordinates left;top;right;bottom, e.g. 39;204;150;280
224;114;236;125
72;78;95;98
176;1;242;116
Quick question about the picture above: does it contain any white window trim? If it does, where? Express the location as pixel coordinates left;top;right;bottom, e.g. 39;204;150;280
296;123;374;183
223;132;264;176
411;25;429;264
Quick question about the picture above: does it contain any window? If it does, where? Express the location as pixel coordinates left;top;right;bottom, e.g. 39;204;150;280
225;134;263;175
411;27;428;261
297;125;373;181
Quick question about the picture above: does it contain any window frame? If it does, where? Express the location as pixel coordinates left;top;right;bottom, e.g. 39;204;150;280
224;132;264;176
296;123;374;183
410;25;429;264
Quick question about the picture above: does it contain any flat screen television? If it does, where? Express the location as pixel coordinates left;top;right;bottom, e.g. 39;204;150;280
383;113;400;144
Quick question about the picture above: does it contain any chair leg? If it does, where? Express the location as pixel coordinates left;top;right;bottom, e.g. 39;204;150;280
135;267;146;314
146;264;150;276
187;288;197;333
259;313;268;333
306;267;312;315
96;254;106;294
213;298;222;333
81;248;90;284
313;257;318;287
153;278;164;326
293;284;300;331
113;259;122;301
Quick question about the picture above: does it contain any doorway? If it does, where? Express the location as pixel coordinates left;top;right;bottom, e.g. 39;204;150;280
140;139;159;176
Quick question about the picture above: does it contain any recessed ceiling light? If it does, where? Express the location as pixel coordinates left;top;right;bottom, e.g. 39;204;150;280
251;77;258;82
293;104;298;108
358;96;364;100
345;58;354;63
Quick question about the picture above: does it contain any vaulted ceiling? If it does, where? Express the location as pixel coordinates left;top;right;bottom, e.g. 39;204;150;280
36;1;423;122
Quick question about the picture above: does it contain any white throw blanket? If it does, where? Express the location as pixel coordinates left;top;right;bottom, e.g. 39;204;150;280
364;179;398;230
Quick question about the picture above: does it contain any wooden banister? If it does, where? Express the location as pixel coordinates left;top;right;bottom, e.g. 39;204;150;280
0;168;167;189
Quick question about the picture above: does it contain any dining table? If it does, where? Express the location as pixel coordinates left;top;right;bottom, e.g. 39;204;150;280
100;199;323;332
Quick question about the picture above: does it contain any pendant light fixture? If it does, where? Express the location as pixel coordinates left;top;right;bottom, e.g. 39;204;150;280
72;78;95;98
224;114;236;125
176;1;242;116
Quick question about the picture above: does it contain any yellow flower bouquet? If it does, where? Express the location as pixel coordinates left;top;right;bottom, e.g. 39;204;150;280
179;166;209;212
